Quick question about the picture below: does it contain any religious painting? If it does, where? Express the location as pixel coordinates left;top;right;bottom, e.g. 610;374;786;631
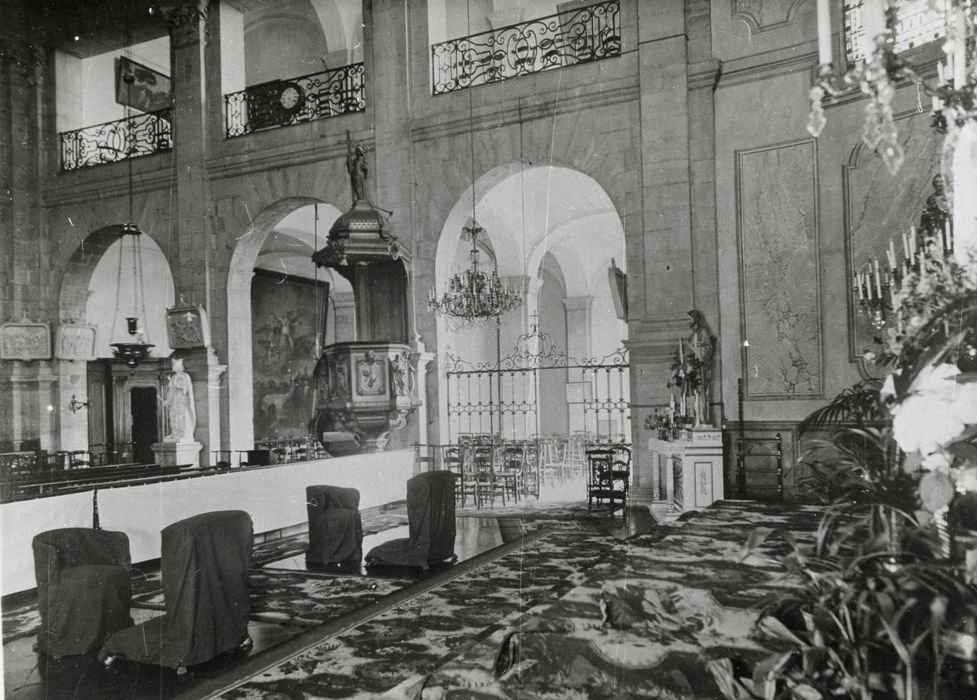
115;57;172;113
250;270;329;440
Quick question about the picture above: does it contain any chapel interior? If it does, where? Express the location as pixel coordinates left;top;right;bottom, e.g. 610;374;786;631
1;0;974;698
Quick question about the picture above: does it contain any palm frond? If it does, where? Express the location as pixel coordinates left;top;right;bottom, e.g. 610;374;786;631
798;379;885;435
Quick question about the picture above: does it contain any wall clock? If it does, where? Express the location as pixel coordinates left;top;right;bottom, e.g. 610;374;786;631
277;82;304;116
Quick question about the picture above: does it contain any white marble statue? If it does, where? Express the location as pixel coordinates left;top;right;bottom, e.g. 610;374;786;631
163;358;196;443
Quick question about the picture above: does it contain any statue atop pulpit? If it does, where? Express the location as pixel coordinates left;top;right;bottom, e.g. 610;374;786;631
346;143;368;204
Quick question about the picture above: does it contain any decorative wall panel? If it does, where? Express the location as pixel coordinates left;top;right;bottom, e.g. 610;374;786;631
736;140;822;397
732;0;804;33
844;111;941;361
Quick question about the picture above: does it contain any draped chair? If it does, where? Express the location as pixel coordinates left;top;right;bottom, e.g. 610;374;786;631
33;528;133;658
306;486;363;567
100;511;253;674
365;471;457;569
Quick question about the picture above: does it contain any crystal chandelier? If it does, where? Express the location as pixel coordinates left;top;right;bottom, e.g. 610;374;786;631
428;220;521;322
807;0;976;175
427;0;521;324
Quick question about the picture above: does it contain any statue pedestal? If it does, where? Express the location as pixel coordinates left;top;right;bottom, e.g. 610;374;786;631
152;441;202;469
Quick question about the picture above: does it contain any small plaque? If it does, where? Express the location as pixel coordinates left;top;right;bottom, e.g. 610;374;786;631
691;429;722;446
56;323;97;361
167;306;210;349
0;322;51;360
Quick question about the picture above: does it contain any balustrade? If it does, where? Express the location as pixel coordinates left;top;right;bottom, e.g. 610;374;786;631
60;109;172;171
431;0;620;95
224;63;366;138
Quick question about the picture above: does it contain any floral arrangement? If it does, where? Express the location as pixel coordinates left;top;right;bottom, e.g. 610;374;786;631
722;223;977;696
669;350;702;396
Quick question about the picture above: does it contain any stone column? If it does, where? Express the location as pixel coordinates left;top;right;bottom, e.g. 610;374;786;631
162;0;212;310
563;296;593;434
57;359;89;450
411;335;437;447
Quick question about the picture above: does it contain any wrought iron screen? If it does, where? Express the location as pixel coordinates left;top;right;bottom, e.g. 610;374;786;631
60;109;172;171
444;325;630;443
224;63;366;138
431;0;621;95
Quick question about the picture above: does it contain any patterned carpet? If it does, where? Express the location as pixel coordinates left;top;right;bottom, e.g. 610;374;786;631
419;500;822;700
3;499;821;700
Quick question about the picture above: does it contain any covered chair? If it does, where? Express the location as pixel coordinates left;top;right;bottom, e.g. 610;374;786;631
100;510;253;673
33;528;133;657
306;485;363;566
365;471;456;569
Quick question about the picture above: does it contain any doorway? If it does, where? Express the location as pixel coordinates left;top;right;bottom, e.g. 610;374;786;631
130;387;159;464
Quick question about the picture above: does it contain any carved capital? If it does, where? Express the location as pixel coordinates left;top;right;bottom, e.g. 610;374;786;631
157;0;208;29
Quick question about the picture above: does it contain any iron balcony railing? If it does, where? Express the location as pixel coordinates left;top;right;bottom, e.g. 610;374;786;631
60;109;172;171
431;0;620;95
224;62;366;138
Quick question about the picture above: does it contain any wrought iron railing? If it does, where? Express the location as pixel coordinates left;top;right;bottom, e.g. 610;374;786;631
60;109;173;171
224;62;366;138
431;0;620;95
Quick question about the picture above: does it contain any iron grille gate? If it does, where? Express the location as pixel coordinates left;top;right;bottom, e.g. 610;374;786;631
443;326;630;443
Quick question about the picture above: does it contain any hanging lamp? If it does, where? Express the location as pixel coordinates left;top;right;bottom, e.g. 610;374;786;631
110;11;154;368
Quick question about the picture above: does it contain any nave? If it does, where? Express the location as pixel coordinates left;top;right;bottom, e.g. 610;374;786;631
1;482;821;699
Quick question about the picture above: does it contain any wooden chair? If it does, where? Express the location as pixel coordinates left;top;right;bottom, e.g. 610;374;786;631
471;443;506;508
586;447;629;511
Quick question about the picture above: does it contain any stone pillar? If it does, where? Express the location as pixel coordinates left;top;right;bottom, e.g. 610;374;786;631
563;296;593;434
411;335;437;447
57;359;89;450
368;0;416;340
162;0;212;310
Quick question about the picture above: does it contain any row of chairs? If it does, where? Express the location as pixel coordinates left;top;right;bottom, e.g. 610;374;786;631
35;472;459;676
34;511;254;674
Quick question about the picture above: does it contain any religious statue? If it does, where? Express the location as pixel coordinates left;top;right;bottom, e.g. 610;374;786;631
392;351;414;397
163;357;196;443
346;143;368;204
687;310;717;425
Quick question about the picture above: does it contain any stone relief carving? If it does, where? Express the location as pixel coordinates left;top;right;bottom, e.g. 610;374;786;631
56;324;97;361
166;306;210;349
732;0;805;33
0;322;51;360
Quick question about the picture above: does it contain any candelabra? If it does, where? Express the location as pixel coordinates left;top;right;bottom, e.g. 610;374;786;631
808;0;977;175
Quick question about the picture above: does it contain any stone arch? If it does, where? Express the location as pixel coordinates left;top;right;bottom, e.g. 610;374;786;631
225;195;341;452
432;162;628;441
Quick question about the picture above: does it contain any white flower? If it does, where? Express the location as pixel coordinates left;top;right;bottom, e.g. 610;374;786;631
956;467;977;494
891;363;977;459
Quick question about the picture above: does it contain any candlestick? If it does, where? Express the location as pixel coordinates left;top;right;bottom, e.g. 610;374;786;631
902;230;909;258
887;241;896;271
855;272;864;300
678;338;684;362
861;0;886;59
953;6;967;88
817;0;832;66
874;259;882;298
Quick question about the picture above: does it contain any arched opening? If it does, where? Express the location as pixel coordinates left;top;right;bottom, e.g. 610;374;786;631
226;199;351;454
433;164;628;445
58;225;176;462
